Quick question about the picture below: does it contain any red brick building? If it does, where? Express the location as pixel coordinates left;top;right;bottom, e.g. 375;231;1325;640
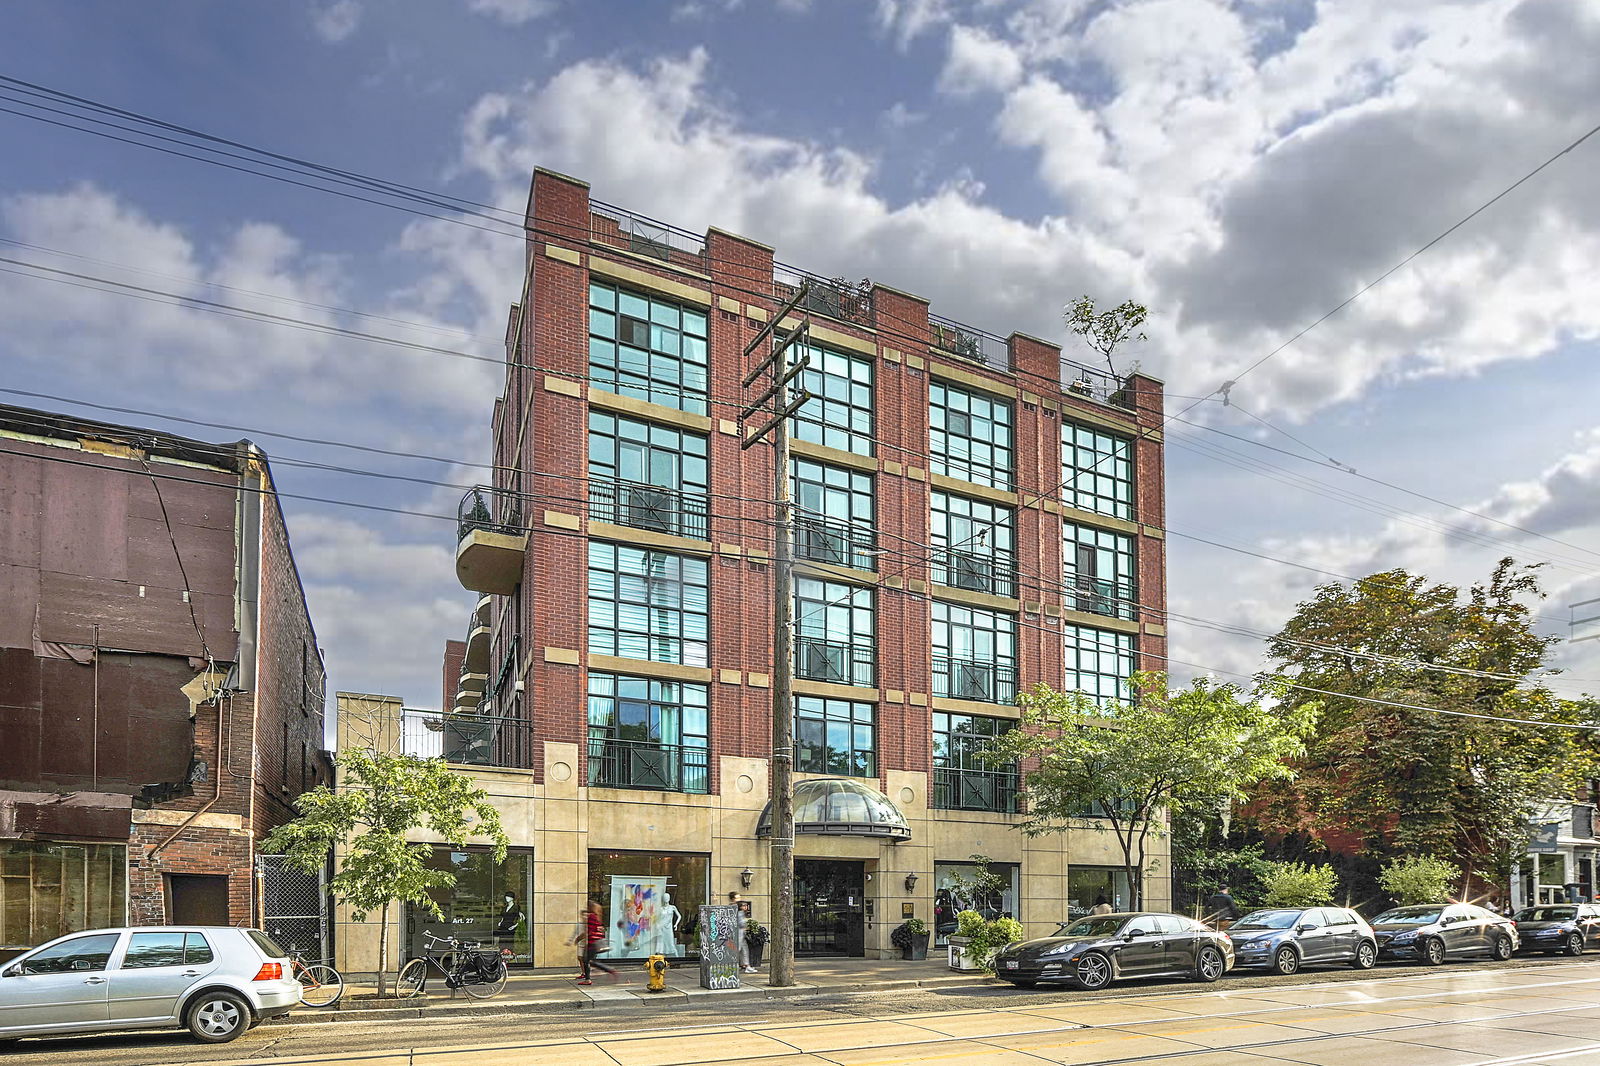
0;405;330;957
382;168;1168;966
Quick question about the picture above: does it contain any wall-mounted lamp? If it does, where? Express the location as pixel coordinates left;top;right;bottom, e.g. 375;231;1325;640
904;872;919;892
740;867;754;888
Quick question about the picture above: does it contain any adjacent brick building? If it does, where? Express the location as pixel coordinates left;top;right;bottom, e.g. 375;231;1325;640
0;405;330;957
340;168;1169;971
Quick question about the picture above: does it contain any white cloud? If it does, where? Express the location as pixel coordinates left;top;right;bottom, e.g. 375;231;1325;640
465;0;557;25
938;24;1023;95
310;0;362;42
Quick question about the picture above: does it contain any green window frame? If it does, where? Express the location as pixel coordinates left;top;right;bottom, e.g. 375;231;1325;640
1064;624;1135;704
587;542;709;666
930;490;1016;597
794;576;875;687
795;696;876;777
1062;421;1133;521
588;282;709;415
588;411;710;540
932;601;1018;704
586;672;709;794
791;458;876;570
932;712;1018;813
791;341;874;456
930;380;1013;490
1064;522;1137;620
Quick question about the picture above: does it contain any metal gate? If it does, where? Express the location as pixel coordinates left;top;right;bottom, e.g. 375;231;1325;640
256;855;329;962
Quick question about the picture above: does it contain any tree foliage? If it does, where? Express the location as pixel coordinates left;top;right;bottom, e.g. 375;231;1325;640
262;750;509;995
1261;862;1339;907
1064;295;1147;376
982;672;1319;908
1378;857;1460;905
1254;560;1600;877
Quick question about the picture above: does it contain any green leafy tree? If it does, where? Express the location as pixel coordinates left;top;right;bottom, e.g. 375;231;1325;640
1261;862;1339;907
1172;808;1275;912
1064;295;1147;376
982;672;1319;909
262;751;509;996
1379;857;1460;905
1255;559;1600;881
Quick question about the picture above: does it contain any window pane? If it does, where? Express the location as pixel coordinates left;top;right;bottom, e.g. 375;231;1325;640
122;932;186;969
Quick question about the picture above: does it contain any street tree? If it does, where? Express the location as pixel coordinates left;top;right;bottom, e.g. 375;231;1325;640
262;750;509;996
982;672;1318;909
1255;559;1600;881
1064;295;1147;376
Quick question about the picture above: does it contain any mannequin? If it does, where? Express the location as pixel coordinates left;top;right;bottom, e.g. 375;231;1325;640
494;893;524;944
653;892;683;957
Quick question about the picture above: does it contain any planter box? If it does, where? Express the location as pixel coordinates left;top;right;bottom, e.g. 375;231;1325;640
899;933;930;961
946;935;986;973
746;940;765;968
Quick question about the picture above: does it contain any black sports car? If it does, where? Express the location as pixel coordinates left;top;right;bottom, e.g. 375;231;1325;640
992;911;1234;990
1513;904;1600;955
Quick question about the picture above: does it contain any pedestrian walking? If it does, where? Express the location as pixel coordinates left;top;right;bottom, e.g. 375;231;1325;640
728;891;758;973
573;900;618;985
1207;884;1241;930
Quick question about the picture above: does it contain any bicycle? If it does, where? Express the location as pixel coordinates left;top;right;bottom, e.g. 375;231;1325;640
269;929;344;1009
396;932;510;999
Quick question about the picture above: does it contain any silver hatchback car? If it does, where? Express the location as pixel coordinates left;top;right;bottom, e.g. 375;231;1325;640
0;926;300;1044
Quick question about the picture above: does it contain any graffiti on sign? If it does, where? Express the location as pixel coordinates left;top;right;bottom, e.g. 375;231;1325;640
697;904;741;989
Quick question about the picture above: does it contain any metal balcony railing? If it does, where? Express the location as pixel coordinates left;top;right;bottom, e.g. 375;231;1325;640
773;264;874;328
402;710;534;769
588;476;710;541
928;313;1010;371
457;486;523;541
794;635;876;688
1066;575;1139;622
932;656;1019;704
932;766;1020;814
589;202;707;269
587;737;710;794
932;547;1017;598
795;512;877;571
1061;359;1134;410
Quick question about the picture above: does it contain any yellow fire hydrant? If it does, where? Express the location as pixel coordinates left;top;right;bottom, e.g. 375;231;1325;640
644;954;668;992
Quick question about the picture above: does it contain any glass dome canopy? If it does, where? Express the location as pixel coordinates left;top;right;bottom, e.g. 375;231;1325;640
756;777;911;841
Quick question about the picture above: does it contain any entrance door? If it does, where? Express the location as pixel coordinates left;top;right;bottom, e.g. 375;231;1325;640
794;860;865;957
167;875;229;926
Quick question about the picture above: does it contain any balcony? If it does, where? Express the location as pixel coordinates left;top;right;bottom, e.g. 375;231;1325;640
929;314;1010;371
459;671;489;696
588;476;709;541
933;766;1020;814
464;611;491;674
456;487;527;596
402;709;534;769
1062;360;1135;410
795;513;877;572
773;264;874;328
589;202;708;269
1067;575;1139;622
473;594;491;626
933;656;1018;705
795;636;875;688
587;737;709;794
932;548;1017;599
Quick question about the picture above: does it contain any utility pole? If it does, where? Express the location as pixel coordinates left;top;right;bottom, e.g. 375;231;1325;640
740;284;811;987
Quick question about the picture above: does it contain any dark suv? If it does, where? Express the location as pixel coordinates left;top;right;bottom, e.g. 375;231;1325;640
1371;903;1516;965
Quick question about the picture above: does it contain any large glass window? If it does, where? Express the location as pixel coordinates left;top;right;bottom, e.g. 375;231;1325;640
0;842;126;953
1063;422;1133;520
588;282;709;415
794;576;875;687
587;542;709;667
586;673;709;793
930;381;1013;491
930;491;1016;597
792;458;876;571
1064;625;1135;704
1064;522;1137;621
933;861;1020;947
932;601;1018;704
932;712;1018;813
1068;865;1133;919
795;696;876;777
588;411;710;541
587;850;710;961
791;341;874;456
404;847;535;965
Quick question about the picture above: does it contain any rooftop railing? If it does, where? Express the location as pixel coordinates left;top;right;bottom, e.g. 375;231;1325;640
589;201;707;269
1061;359;1134;409
928;313;1010;371
402;709;534;770
773;264;875;328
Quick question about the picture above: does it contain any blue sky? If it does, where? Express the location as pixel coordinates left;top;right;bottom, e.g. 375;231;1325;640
3;0;1598;713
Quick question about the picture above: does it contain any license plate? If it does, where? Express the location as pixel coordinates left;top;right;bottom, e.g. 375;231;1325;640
1004;961;1019;970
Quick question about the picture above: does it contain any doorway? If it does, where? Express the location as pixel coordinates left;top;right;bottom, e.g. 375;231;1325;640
794;860;865;957
168;874;230;925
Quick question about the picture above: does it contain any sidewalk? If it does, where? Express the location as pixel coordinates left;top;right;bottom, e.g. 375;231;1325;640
309;956;985;1021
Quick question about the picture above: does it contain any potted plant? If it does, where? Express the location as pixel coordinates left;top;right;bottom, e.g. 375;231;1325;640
946;910;987;972
891;917;930;961
744;918;770;968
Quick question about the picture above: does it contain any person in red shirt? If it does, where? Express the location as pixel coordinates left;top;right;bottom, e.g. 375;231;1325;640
574;900;618;985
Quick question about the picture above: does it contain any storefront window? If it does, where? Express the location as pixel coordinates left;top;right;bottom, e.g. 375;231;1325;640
1067;865;1132;919
404;847;534;965
0;842;126;953
586;850;709;961
932;860;1019;947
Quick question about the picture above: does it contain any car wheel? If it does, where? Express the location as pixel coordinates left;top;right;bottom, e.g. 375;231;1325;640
1491;935;1514;961
1196;946;1226;983
1565;933;1585;957
186;991;252;1044
1351;940;1377;969
1419;937;1446;966
1074;952;1113;991
1273;946;1301;976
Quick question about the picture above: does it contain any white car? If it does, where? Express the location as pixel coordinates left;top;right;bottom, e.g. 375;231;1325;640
0;926;300;1044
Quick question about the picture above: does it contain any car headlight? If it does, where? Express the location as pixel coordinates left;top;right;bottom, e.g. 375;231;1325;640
1039;943;1077;957
1391;931;1417;943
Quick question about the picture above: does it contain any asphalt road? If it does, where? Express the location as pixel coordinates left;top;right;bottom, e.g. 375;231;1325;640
6;953;1599;1064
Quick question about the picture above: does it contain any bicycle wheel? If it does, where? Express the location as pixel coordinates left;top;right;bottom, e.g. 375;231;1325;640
297;964;344;1008
461;958;507;999
395;958;428;998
